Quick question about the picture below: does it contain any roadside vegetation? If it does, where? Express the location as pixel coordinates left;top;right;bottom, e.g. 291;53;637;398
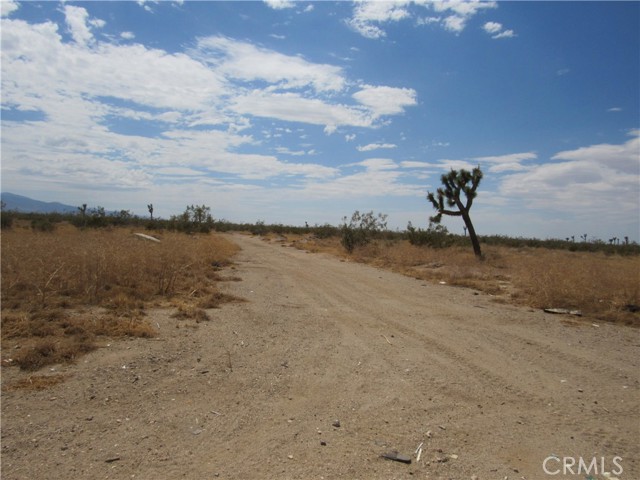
1;197;638;374
1;216;240;372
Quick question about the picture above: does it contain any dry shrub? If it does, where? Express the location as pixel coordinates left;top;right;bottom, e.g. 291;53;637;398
196;291;244;309
1;225;241;371
170;302;210;322
93;314;157;338
1;225;240;308
508;249;639;324
12;337;97;371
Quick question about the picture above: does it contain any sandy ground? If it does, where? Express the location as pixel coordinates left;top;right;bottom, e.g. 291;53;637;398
2;233;639;480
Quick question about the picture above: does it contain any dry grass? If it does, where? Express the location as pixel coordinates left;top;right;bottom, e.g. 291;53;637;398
1;224;241;370
290;235;640;326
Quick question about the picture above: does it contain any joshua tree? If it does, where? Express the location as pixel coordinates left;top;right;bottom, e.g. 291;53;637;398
148;203;154;221
427;166;483;258
77;203;88;227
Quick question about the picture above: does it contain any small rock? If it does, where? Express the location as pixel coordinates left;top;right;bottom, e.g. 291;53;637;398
287;455;294;460
192;428;203;435
332;420;341;428
320;441;327;446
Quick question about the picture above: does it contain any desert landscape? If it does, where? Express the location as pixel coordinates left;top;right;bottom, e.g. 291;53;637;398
2;228;638;480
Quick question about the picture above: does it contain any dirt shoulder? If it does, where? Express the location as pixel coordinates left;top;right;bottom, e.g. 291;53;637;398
2;233;638;479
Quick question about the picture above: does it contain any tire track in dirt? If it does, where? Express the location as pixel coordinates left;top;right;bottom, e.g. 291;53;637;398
223;235;639;479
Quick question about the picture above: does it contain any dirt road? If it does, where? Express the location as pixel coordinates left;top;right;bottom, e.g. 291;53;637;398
2;233;638;479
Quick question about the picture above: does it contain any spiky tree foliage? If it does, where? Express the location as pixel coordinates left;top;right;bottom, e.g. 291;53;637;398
427;166;483;258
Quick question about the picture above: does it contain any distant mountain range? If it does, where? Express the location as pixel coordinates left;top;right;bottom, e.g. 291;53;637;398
1;192;78;214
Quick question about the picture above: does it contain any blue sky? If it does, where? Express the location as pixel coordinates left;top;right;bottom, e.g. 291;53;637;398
1;1;639;240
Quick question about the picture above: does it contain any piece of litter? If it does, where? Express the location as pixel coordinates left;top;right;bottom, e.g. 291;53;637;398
381;451;412;464
133;233;160;243
415;442;423;454
450;453;458;459
416;447;422;463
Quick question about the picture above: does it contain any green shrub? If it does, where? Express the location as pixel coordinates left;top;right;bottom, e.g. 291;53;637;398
340;211;388;253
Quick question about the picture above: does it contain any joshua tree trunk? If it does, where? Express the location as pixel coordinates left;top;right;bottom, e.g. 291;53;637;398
462;210;481;258
427;167;483;259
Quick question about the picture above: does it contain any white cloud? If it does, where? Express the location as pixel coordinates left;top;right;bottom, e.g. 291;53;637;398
230;91;373;130
352;85;417;116
434;159;477;171
607;107;622;112
400;161;431;168
352;158;399;170
474;152;537;173
551;132;639;174
348;0;497;38
1;18;228;115
1;10;421;217
431;0;497;33
1;0;19;17
347;1;411;39
492;29;515;39
345;134;356;142
275;147;306;156
63;5;95;46
443;15;466;33
264;0;295;10
357;142;397;152
298;163;422;200
137;1;155;13
483;21;502;34
499;133;640;225
482;20;515;39
196;35;345;92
